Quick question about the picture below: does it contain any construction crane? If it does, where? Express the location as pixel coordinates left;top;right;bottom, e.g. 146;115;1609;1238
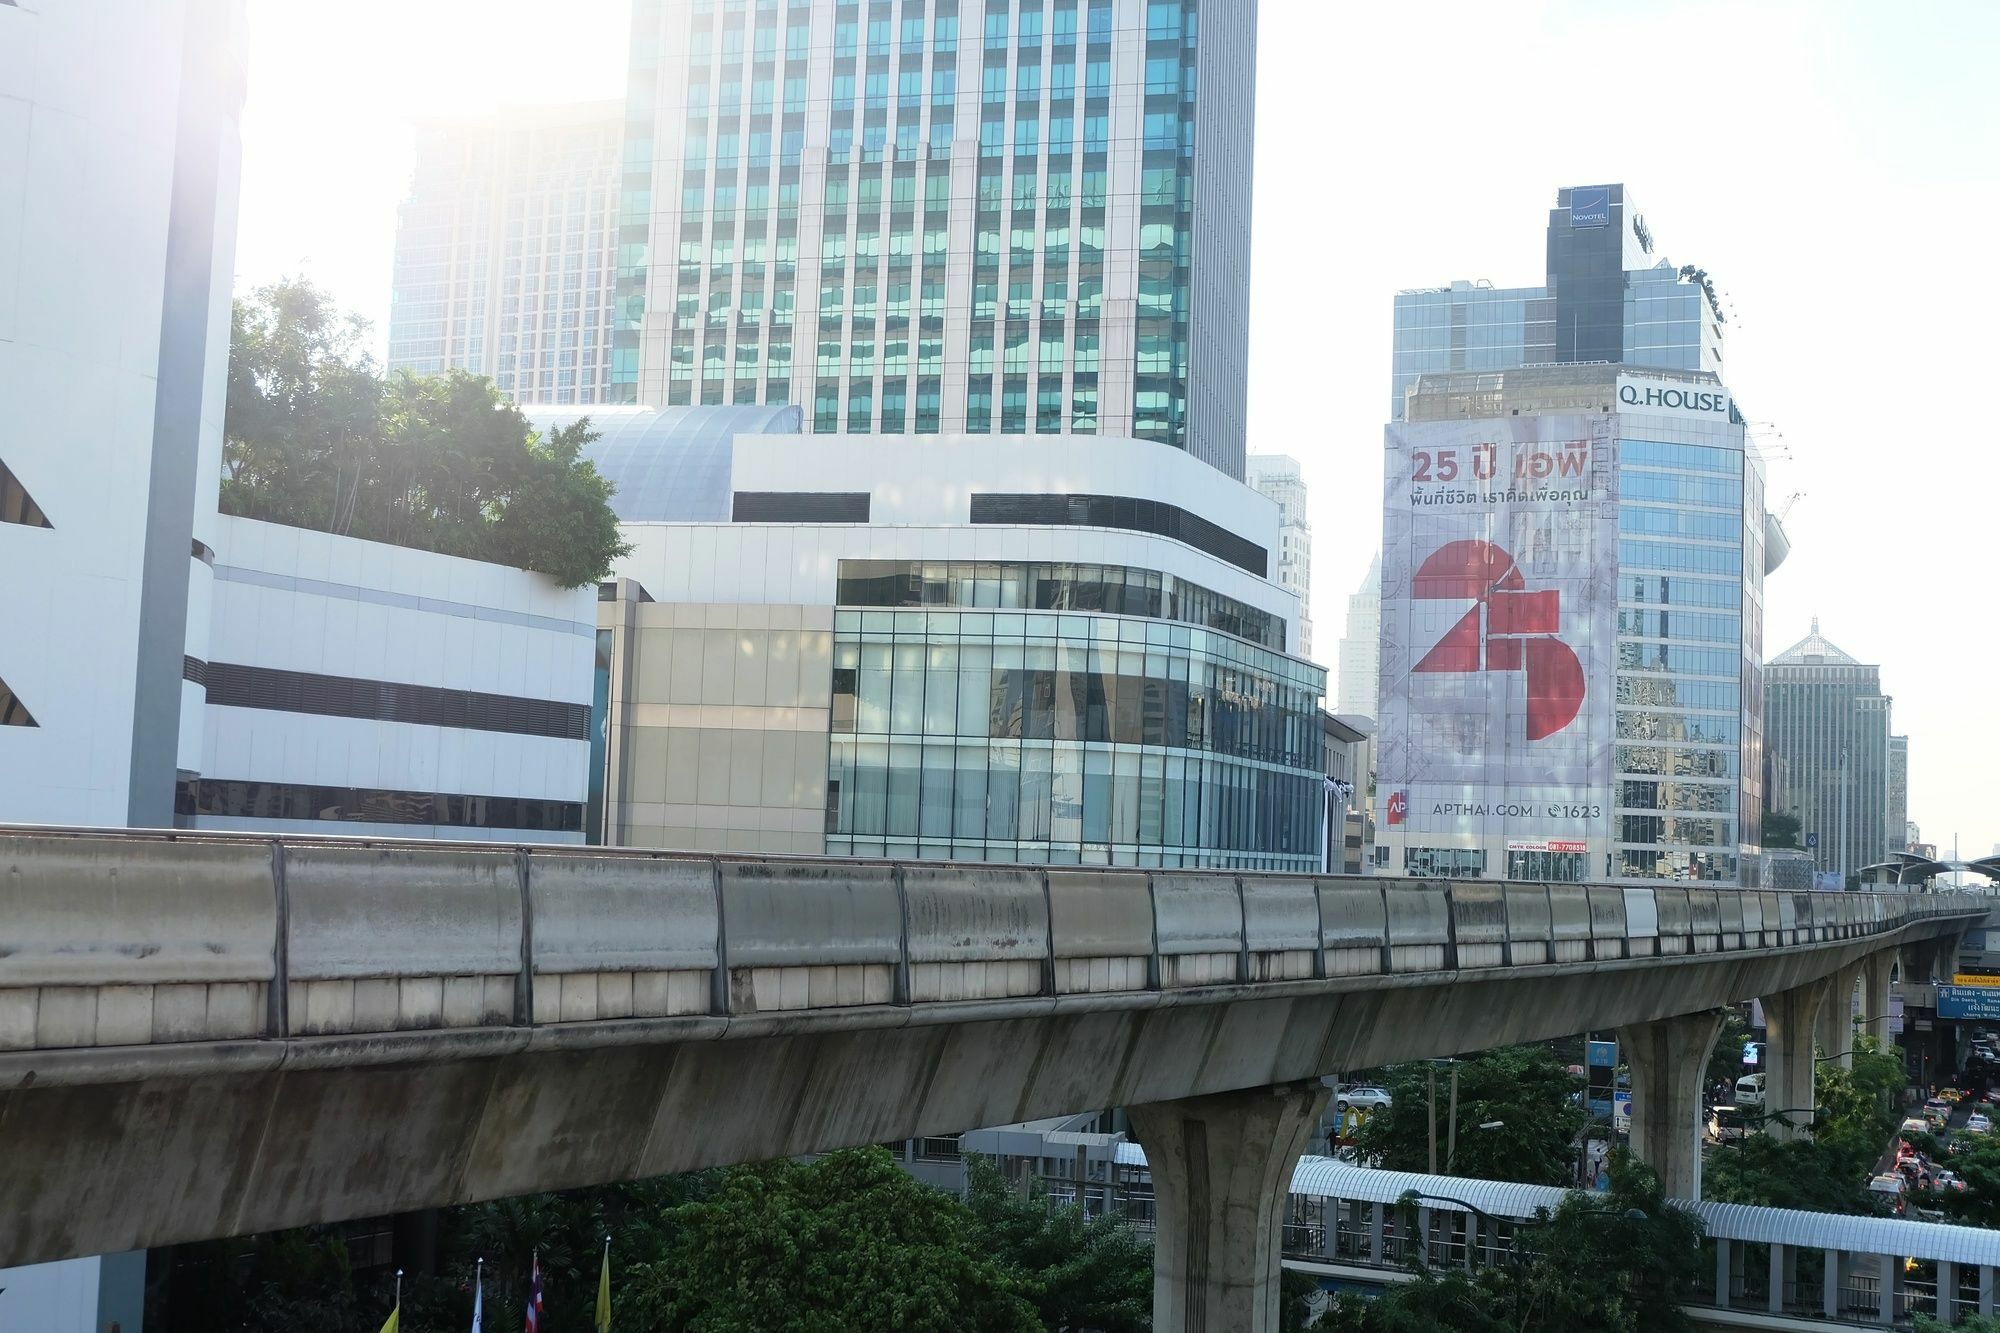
1777;491;1805;521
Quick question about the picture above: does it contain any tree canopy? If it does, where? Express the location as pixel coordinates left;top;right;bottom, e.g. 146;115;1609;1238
1318;1154;1706;1333
1704;1036;1906;1213
1352;1047;1589;1186
224;278;628;588
962;1153;1152;1333
628;1149;1042;1333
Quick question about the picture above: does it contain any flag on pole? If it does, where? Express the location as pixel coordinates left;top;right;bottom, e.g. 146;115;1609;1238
471;1257;484;1333
381;1268;404;1333
595;1236;612;1333
523;1253;544;1333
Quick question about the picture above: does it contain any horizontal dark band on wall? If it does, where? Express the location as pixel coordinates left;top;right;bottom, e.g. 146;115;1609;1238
969;493;1268;577
183;656;207;687
204;662;591;740
176;778;583;833
732;491;871;523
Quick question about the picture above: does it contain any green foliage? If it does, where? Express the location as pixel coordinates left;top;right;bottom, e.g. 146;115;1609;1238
1704;1035;1906;1214
1705;1006;1753;1090
639;1148;1041;1333
1915;1133;2000;1228
225;279;628;587
962;1154;1152;1333
1352;1047;1588;1185
1916;1315;2000;1333
1318;1155;1705;1333
1761;811;1802;849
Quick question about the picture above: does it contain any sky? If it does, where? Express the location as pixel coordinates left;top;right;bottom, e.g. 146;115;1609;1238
237;0;2000;857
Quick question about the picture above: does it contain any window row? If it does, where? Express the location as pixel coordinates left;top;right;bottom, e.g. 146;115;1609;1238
1616;643;1741;677
1614;608;1741;645
1619;573;1740;609
1618;438;1742;475
835;559;1284;650
1615;711;1742;744
831;654;1320;770
1617;538;1743;576
825;738;1324;857
1618;468;1743;509
1619;505;1741;542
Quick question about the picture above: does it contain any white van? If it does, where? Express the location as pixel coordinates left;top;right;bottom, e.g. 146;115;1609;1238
1735;1073;1766;1108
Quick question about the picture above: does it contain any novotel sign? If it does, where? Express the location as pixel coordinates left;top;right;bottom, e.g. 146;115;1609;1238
1615;375;1733;422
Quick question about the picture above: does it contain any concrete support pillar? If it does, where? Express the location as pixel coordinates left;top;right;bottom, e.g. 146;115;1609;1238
1128;1080;1328;1333
1819;963;1863;1069
1619;1009;1727;1199
1880;1252;1896;1324
1941;1260;1958;1321
1824;1249;1840;1317
1762;977;1831;1141
1368;1202;1384;1264
1768;1242;1786;1313
1863;949;1897;1050
1980;1264;1994;1316
1714;1238;1732;1308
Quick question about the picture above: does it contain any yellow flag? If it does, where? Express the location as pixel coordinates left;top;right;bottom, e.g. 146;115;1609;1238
378;1303;399;1333
596;1240;612;1333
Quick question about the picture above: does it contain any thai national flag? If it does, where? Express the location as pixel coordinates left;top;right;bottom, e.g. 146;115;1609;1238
523;1254;544;1333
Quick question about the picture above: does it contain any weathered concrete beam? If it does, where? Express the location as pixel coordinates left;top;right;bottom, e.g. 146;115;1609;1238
0;925;1973;1269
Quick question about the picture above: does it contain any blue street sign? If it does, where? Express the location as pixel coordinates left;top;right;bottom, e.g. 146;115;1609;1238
1806;832;1818;849
1937;985;2000;1021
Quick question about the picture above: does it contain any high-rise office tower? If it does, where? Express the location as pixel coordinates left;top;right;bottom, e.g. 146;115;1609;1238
619;0;1259;477
1376;364;1780;886
1335;554;1379;719
1246;454;1311;657
1888;733;1909;855
387;102;624;405
1389;184;1727;421
1765;622;1894;881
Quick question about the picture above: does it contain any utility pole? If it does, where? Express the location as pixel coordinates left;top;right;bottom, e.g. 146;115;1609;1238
1427;1065;1438;1175
1445;1064;1460;1175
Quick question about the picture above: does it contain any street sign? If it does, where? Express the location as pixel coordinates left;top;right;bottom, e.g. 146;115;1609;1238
1806;832;1818;849
1953;974;2000;988
1937;985;2000;1021
1613;1092;1632;1135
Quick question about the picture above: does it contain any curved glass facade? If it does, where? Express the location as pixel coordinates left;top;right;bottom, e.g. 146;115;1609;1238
825;606;1325;869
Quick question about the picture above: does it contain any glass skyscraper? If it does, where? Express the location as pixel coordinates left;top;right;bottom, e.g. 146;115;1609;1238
1765;623;1894;883
1389;184;1729;421
618;0;1258;478
387;103;625;405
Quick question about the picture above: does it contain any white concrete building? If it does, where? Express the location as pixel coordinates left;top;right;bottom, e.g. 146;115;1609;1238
178;516;597;842
1245;453;1311;659
0;0;246;1323
387;102;624;406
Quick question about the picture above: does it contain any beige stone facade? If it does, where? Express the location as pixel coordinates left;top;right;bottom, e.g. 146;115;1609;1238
600;586;832;854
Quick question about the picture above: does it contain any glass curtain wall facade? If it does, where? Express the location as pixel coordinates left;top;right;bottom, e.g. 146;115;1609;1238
622;0;1256;478
388;104;623;405
825;596;1324;869
1611;432;1764;883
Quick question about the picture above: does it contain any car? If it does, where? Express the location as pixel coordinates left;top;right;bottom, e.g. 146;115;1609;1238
1335;1086;1392;1113
1734;1073;1766;1108
1966;1113;1992;1135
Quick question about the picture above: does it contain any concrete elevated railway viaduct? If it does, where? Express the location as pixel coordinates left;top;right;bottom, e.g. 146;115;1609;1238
0;828;1982;1330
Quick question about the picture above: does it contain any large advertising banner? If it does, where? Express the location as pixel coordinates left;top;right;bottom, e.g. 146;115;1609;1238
1377;414;1619;846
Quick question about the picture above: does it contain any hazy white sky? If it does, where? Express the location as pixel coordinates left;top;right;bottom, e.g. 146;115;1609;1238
237;0;2000;857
